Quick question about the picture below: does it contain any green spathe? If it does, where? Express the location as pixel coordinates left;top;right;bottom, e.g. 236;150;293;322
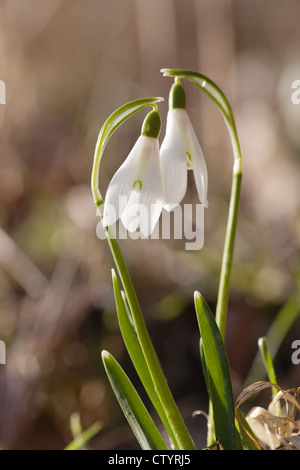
141;109;161;139
108;454;143;467
169;79;186;109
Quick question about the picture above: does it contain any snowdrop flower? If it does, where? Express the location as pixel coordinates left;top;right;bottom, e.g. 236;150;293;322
102;110;163;237
160;79;208;211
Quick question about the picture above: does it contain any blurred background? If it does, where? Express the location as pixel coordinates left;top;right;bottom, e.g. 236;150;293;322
0;0;299;450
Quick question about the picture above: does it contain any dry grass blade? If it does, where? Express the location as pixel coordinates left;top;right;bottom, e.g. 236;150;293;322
269;387;300;418
235;381;282;409
235;381;300;450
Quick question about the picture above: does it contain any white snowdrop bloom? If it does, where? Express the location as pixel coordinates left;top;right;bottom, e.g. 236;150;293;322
160;80;208;211
102;110;163;237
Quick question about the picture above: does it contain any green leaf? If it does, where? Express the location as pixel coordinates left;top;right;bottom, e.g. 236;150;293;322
199;339;209;394
258;337;278;389
92;96;164;205
65;414;103;450
258;337;281;416
194;291;236;450
102;350;168;450
245;291;300;386
111;269;178;448
235;410;262;450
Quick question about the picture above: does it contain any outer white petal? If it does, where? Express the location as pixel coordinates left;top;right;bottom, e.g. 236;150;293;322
185;115;208;207
120;188;140;233
160;109;188;211
137;138;163;236
102;136;145;227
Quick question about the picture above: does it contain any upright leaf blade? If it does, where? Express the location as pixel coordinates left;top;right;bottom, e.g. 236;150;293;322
111;269;179;448
102;351;168;450
245;291;300;386
65;415;103;450
194;291;236;450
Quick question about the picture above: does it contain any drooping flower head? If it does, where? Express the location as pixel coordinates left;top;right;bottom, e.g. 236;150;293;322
102;109;163;237
160;79;208;211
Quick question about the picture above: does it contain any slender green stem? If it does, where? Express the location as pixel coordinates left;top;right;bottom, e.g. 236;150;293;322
161;69;243;339
161;69;243;447
215;120;242;338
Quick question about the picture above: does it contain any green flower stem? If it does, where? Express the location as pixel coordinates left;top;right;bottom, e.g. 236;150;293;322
92;99;196;450
215;125;242;338
161;69;243;340
161;69;243;447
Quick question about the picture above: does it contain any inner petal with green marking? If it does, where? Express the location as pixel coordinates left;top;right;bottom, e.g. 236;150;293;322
186;151;192;169
133;179;142;190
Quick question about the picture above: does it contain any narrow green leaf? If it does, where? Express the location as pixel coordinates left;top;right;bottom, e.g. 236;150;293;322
102;350;168;450
235;410;262;450
194;291;236;450
258;337;278;389
245;291;300;386
258;337;281;416
65;415;103;450
199;338;209;394
111;269;179;449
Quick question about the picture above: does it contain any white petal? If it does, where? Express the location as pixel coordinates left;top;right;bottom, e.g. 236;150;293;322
102;135;146;227
185;117;208;207
160;109;188;210
120;189;141;233
102;174;130;228
138;138;163;236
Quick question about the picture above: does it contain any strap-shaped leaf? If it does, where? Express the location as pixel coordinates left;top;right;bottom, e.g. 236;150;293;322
65;415;103;450
111;269;178;448
245;291;300;386
258;337;280;410
235;410;263;450
194;291;236;450
102;351;168;450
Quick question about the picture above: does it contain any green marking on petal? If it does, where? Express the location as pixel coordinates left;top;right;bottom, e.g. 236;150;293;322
133;180;142;190
186;151;192;169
